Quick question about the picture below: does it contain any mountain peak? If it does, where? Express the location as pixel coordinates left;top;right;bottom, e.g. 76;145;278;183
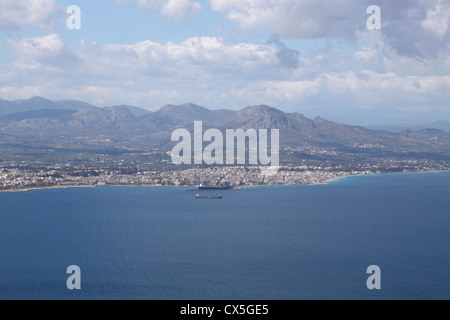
105;105;129;111
19;96;56;106
104;106;136;122
314;116;327;123
112;105;152;118
139;103;235;128
0;97;92;116
27;96;52;103
181;102;207;109
242;105;284;115
220;105;291;130
159;103;207;113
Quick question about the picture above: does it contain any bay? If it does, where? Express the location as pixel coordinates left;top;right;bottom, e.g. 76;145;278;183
0;171;449;300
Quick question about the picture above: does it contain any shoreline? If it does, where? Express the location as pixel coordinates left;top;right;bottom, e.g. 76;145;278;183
321;169;450;185
1;170;448;194
0;185;97;193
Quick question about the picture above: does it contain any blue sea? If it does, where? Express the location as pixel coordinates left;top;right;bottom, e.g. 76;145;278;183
0;171;449;300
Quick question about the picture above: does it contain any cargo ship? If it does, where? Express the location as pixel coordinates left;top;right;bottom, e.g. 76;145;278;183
196;194;223;199
198;183;233;190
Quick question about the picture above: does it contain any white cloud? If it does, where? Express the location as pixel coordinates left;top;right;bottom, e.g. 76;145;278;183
74;36;280;81
7;34;80;71
117;0;202;20
208;0;368;38
2;32;449;120
2;35;281;107
209;0;450;59
0;0;62;31
221;70;450;113
161;0;202;20
422;0;449;38
0;85;45;100
0;84;185;108
8;34;64;58
62;86;185;108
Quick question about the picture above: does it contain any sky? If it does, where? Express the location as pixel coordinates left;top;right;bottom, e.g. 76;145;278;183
0;0;449;125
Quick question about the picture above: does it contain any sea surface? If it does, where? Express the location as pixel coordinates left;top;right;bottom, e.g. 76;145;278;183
0;171;449;300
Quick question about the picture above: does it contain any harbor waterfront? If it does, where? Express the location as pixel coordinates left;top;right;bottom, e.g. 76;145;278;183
0;166;356;192
2;160;449;192
0;171;449;300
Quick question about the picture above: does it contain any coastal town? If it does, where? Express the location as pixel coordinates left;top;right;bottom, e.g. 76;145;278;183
1;160;449;192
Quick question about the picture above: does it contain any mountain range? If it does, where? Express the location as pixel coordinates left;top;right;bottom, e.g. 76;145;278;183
0;97;449;156
368;121;450;134
0;97;95;116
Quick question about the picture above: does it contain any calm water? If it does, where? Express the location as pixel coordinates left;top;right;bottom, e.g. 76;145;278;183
0;172;449;300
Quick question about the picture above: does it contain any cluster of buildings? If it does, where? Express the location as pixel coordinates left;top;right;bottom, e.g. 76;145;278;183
0;166;356;191
158;167;352;187
1;159;449;191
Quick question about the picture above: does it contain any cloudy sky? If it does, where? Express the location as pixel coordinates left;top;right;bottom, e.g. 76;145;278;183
0;0;449;125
